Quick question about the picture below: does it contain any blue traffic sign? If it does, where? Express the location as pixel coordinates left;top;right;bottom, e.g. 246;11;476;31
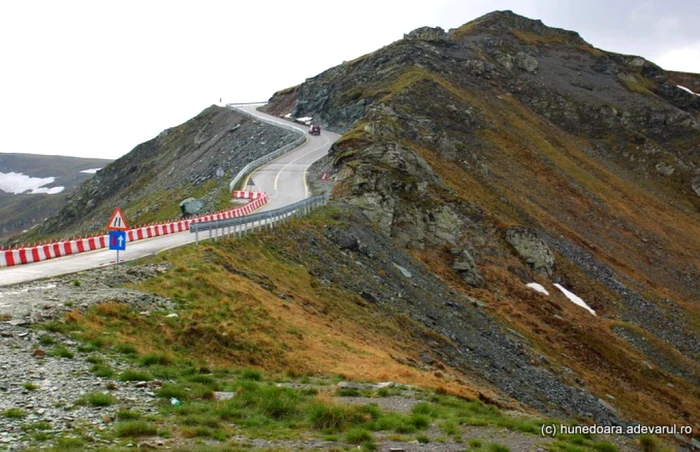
109;230;126;251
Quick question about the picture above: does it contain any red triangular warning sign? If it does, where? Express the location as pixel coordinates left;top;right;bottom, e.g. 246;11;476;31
107;208;129;231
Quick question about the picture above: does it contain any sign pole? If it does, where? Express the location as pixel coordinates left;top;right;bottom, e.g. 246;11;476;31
107;208;129;287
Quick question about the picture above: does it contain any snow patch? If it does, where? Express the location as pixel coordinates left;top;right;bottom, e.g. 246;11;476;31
0;172;65;195
526;283;549;295
296;116;313;124
676;85;700;96
554;283;596;315
80;168;102;174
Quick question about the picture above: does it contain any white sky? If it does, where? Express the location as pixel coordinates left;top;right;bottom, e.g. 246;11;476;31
1;0;698;160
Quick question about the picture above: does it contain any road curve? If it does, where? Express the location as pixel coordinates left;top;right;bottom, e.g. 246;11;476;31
0;105;338;287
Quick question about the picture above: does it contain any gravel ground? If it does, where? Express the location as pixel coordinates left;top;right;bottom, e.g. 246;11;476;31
0;323;161;450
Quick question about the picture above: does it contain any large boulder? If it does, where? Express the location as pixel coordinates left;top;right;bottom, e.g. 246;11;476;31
179;197;206;217
505;227;555;276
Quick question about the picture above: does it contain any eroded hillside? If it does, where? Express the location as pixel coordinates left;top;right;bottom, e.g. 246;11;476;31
18;106;298;242
266;10;700;428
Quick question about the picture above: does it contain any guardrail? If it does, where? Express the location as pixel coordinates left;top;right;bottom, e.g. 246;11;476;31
0;192;268;268
190;194;327;244
228;106;307;192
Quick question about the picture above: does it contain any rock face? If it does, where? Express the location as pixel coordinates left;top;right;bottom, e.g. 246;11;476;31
505;228;555;276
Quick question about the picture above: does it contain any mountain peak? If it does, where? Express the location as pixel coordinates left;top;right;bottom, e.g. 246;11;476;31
451;9;586;45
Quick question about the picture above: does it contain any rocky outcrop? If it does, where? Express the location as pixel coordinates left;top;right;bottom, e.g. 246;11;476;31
451;248;484;287
404;26;449;42
505;228;555;276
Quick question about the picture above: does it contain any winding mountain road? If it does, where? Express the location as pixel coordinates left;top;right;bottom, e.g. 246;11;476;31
0;104;338;287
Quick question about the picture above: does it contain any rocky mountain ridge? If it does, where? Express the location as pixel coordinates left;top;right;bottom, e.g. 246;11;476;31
265;10;700;428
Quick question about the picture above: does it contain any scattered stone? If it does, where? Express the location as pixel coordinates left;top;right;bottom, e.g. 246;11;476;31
393;263;412;278
214;392;235;401
165;313;178;318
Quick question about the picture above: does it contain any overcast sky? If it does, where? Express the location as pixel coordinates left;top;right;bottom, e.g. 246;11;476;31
1;0;699;160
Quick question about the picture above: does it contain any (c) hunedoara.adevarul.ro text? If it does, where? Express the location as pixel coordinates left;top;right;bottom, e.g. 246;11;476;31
540;423;693;437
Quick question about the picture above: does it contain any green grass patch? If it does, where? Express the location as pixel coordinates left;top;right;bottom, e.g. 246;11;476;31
139;352;172;367
3;408;27;419
119;369;153;381
240;368;262;381
157;382;214;401
51;346;74;359
91;363;114;378
23;382;39;391
115;343;138;355
344;428;373;444
115;420;158;437
38;335;56;345
117;410;142;420
77;392;115;407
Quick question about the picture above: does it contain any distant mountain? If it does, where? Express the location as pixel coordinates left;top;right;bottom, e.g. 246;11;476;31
0;153;112;242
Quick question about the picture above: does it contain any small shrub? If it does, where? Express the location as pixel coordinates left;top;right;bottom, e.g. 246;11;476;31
157;382;213;401
416;434;430;443
377;387;390;397
593;442;618;452
55;436;85;449
469;438;483;447
440;420;458;435
117;410;141;420
72;280;81;287
38;335;56;345
361;441;378;451
487;443;510;452
119;370;153;381
639;435;659;452
91;364;114;378
86;355;103;364
3;408;27;419
344;428;373;444
240;368;262;381
115;343;138;355
411;402;433;415
139;353;172;367
52;347;74;359
115;420;157;437
409;413;430;430
21;421;51;431
79;392;114;407
337;387;361;397
309;403;348;430
23;382;39;391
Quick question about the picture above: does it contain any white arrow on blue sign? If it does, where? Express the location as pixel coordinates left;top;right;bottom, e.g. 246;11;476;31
109;230;126;251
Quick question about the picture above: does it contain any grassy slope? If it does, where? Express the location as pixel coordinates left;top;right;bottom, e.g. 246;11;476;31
23;212;658;452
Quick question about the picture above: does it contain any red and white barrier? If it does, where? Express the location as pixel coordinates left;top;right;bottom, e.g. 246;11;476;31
232;190;265;200
0;191;267;268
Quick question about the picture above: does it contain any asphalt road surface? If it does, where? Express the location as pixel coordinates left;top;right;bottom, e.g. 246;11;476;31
0;104;337;286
